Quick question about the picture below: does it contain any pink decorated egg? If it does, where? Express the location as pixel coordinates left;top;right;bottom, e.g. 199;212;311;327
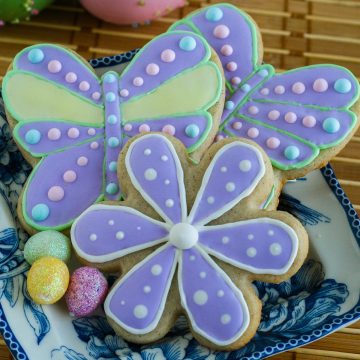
65;267;108;317
80;0;186;25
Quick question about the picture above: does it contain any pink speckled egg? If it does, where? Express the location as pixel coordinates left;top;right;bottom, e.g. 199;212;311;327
65;267;108;317
80;0;186;25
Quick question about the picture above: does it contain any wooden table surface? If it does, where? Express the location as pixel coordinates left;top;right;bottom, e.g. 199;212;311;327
0;0;359;359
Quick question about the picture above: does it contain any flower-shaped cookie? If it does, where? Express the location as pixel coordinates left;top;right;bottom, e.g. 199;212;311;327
71;134;307;349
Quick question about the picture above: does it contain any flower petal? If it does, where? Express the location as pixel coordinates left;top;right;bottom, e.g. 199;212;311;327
125;134;187;225
188;141;265;225
198;218;299;275
178;246;250;346
104;245;178;334
71;204;169;263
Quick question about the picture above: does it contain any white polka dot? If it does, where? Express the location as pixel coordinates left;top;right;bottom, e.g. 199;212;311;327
207;196;215;204
144;168;157;181
190;255;196;261
268;229;274;236
137;226;141;230
89;233;97;241
239;160;252;172
165;199;174;208
143;286;151;293
116;231;125;240
217;290;224;297
121;300;125;305
133;305;148;319
248;234;254;240
164;179;170;185
108;220;114;226
270;242;282;255
161;155;168;161
200;271;206;278
225;182;235;192
193;290;208;305
151;264;162;276
222;236;229;244
246;247;257;257
221;314;231;324
220;166;227;172
144;149;151;156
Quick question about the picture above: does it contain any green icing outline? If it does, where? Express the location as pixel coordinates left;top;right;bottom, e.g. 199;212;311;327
262;185;275;209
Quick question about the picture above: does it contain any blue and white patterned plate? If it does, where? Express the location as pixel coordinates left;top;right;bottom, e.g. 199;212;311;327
0;52;359;360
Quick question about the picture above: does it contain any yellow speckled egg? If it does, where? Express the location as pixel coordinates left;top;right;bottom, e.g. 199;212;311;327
27;256;69;305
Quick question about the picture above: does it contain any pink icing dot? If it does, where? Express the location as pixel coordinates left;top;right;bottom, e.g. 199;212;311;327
292;82;305;94
285;112;297;123
67;127;79;139
146;63;160;75
231;77;241;85
77;156;88;166
124;124;132;131
247;106;259;115
139;124;150;133
133;77;144;86
48;60;62;73
161;49;176;63
213;25;230;39
220;44;233;56
302;115;316;128
247;127;259;138
226;61;237;72
48;186;65;201
313;78;328;92
162;124;176;136
92;92;101;100
87;128;96;136
90;141;99;150
232;121;242;130
260;87;269;95
266;137;280;149
65;72;77;83
274;85;285;94
48;128;61;140
215;134;224;142
268;110;280;121
63;170;77;183
79;81;90;91
119;89;129;97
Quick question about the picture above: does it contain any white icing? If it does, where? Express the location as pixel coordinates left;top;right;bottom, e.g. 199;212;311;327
169;223;198;250
190;255;196;261
89;233;97;241
246;247;257;257
248;234;254;240
108;220;114;226
239;159;252;172
225;182;235;192
193;290;208;305
161;155;168;161
207;196;215;204
217;290;224;297
133;304;148;319
220;166;227;172
199;271;206;278
116;231;125;240
164;179;170;185
151;264;163;276
268;229;274;236
143;286;151;293
144;149;151;156
222;236;229;244
221;314;231;325
165;199;174;208
270;242;282;255
144;168;157;181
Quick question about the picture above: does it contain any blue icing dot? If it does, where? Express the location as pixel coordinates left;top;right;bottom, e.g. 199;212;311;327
241;84;251;93
179;36;197;51
107;115;117;124
27;48;44;64
25;129;41;145
185;124;200;138
109;161;117;172
31;204;50;222
106;92;116;102
284;146;300;160
258;69;269;77
108;137;120;148
334;78;352;94
225;101;234;110
103;73;117;83
323;117;340;133
106;183;119;195
205;7;223;22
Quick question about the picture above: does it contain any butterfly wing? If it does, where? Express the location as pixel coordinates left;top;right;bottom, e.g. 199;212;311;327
119;31;223;153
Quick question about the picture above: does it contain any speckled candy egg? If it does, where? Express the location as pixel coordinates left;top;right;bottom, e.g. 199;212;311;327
80;0;186;25
24;230;71;265
65;267;108;317
27;256;69;305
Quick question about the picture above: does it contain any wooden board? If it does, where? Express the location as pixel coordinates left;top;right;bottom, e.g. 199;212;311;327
0;0;359;359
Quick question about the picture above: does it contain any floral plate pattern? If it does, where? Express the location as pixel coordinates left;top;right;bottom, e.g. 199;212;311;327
0;51;359;360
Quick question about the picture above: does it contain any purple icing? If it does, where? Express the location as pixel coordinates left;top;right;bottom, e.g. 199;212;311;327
15;45;102;104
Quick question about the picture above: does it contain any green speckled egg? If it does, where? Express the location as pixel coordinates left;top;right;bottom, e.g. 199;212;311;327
24;230;71;265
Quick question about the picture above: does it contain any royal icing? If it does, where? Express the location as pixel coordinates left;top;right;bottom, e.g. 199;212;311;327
170;3;359;171
3;31;222;230
71;134;299;346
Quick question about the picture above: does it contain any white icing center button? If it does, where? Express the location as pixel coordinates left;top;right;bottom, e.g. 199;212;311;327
169;223;199;250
